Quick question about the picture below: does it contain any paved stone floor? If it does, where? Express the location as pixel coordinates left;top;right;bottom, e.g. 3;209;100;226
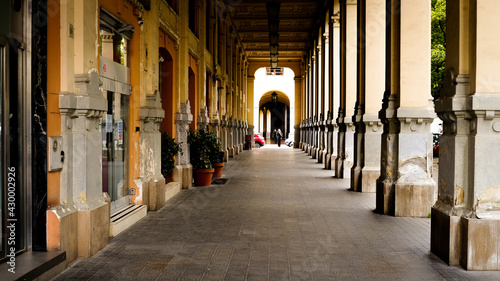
52;146;500;281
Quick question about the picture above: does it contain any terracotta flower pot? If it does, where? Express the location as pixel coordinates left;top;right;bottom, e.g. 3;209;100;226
212;162;224;178
193;168;215;186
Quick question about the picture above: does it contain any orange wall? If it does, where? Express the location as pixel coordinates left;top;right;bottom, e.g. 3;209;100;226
100;0;141;202
47;0;61;208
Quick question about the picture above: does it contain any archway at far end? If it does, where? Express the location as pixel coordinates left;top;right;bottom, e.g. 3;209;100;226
253;67;295;143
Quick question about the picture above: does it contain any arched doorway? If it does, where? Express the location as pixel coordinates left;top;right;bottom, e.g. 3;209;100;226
253;67;296;143
188;67;197;131
159;47;174;136
259;91;291;143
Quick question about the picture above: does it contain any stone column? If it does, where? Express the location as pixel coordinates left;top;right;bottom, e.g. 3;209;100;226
221;114;228;161
294;75;302;149
240;120;244;152
335;0;347;177
306;61;313;153
301;68;308;151
318;32;326;163
336;0;357;178
228;117;234;158
247;124;254;148
58;70;108;257
432;0;500;270
324;3;336;170
350;0;385;192
376;0;435;217
197;106;210;129
175;102;193;189
234;119;240;155
312;43;319;159
138;91;166;211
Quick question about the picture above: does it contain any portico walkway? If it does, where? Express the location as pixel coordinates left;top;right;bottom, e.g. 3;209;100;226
52;147;500;281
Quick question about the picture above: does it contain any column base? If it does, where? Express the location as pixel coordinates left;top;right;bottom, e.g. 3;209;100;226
142;175;166;211
342;159;352;179
323;152;332;170
334;157;343;178
376;179;395;215
431;204;462;266
460;217;500;270
158;181;181;209
360;167;379;192
174;164;192;189
311;146;317;159
317;148;324;163
395;180;436;217
47;206;78;263
77;201;110;257
350;165;362;191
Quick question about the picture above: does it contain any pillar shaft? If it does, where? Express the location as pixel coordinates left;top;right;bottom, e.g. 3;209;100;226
318;29;327;163
351;0;385;192
432;0;500;270
325;1;336;169
336;0;357;178
376;0;436;217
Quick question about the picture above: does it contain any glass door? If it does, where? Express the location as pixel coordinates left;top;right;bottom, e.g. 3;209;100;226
101;92;129;213
1;35;26;262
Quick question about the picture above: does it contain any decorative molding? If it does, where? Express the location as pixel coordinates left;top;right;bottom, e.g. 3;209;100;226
159;18;180;47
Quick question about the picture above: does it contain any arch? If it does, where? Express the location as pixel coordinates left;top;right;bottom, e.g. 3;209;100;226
159;47;174;136
253;67;296;140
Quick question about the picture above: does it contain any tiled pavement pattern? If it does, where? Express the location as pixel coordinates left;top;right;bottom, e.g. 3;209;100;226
52;146;500;281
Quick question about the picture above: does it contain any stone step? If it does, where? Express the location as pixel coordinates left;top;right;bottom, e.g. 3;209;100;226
0;251;65;281
109;204;147;237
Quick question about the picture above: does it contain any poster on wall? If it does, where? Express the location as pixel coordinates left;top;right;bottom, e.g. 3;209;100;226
106;114;113;133
117;120;123;145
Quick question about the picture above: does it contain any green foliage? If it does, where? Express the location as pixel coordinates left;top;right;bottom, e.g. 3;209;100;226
161;132;182;179
431;0;446;99
188;127;223;169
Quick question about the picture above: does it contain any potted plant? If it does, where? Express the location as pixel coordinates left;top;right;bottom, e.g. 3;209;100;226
188;128;215;186
207;129;225;178
161;132;182;183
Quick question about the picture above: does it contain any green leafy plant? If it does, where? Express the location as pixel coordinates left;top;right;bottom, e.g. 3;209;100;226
188;127;223;169
188;128;212;170
161;132;182;179
207;129;224;164
431;0;446;100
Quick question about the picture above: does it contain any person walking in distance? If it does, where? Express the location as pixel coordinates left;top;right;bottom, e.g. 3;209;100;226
277;129;283;147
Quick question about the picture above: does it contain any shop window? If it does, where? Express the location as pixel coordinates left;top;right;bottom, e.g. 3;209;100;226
100;30;129;66
99;8;132;66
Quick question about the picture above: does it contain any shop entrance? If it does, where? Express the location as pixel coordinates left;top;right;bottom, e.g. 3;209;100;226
99;8;133;213
101;91;129;212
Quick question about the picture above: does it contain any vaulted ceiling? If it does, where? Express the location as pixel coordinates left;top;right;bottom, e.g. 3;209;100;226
224;0;324;65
